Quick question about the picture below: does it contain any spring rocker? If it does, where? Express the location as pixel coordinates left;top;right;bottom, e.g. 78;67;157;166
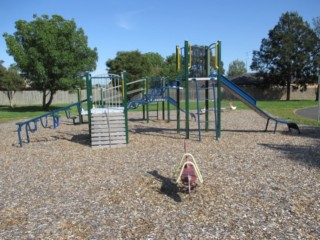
175;141;203;193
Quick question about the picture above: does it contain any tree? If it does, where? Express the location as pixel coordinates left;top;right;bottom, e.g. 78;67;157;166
251;12;320;100
144;52;165;77
227;59;247;78
106;50;150;81
106;50;151;97
0;63;25;108
313;17;320;37
163;53;178;80
3;14;98;110
313;17;320;101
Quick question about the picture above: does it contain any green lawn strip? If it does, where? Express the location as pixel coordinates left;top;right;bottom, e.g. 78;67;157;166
0;100;319;126
130;100;319;126
256;100;319;126
0;104;81;123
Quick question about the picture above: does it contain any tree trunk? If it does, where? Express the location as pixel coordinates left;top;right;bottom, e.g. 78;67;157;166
6;91;15;108
42;89;48;110
286;78;291;101
44;90;55;110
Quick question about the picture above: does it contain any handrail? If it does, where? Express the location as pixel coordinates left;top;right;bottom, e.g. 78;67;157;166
127;78;146;86
16;99;87;147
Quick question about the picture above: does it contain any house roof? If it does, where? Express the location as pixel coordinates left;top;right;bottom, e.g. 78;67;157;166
230;73;263;86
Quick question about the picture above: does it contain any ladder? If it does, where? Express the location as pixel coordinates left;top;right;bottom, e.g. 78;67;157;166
91;111;126;149
194;78;217;141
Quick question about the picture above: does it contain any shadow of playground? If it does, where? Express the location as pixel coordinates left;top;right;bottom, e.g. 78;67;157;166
258;143;320;168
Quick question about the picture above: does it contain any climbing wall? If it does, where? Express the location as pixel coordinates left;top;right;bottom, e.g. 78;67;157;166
91;111;126;149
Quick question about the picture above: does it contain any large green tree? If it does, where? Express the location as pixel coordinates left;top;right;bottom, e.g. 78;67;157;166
251;12;320;100
3;14;98;110
227;59;247;78
106;50;151;97
106;50;151;81
144;52;166;77
163;53;178;80
0;62;25;108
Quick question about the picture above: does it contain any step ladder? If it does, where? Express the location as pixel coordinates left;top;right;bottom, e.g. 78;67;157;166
91;111;126;149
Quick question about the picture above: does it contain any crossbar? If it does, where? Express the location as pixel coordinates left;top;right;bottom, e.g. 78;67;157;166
188;77;217;81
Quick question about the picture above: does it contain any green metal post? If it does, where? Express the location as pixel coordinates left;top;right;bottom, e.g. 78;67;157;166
156;102;159;120
205;46;210;131
167;86;170;123
85;72;92;138
142;79;145;120
100;87;103;107
216;41;222;139
77;88;83;124
143;105;145;120
176;46;181;134
177;78;180;133
146;77;149;123
162;78;165;121
184;40;190;139
317;73;320;122
122;71;129;144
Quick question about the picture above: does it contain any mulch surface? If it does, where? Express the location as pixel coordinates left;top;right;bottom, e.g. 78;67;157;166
1;110;319;239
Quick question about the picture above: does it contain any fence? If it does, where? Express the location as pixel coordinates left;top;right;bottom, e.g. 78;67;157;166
0;90;87;106
1;84;318;106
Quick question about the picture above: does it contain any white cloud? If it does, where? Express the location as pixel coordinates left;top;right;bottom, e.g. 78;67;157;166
115;7;153;31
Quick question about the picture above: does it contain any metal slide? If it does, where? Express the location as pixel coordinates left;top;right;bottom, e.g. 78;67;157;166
220;75;300;133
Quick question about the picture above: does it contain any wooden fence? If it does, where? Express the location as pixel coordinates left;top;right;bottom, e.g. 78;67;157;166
0;85;317;106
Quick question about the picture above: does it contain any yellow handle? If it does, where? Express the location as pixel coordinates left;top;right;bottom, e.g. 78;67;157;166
188;43;192;69
176;45;180;72
214;42;219;70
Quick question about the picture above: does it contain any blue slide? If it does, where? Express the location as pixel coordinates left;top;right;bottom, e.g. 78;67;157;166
221;75;300;133
167;97;196;120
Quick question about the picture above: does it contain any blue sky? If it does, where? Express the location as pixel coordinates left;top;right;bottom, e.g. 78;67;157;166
1;0;319;75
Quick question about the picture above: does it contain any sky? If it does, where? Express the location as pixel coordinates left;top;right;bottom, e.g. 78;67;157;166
0;0;319;75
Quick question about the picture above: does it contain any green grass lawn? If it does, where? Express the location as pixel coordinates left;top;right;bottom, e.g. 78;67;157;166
130;100;320;126
0;100;319;126
0;104;81;124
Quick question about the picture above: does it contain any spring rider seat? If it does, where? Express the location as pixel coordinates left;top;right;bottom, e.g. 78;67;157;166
175;141;203;193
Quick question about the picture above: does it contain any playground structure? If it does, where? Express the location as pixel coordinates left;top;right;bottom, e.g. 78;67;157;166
15;39;300;147
175;40;300;139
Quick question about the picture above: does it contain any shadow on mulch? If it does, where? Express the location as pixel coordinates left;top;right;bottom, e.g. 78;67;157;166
70;134;90;145
148;170;182;203
54;130;91;146
222;129;266;133
294;125;320;140
130;127;186;140
258;143;320;168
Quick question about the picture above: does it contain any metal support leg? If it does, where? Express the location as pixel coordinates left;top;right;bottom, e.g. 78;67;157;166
274;121;278;134
265;118;270;132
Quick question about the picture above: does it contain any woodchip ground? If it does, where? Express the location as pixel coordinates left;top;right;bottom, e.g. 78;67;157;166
0;110;319;239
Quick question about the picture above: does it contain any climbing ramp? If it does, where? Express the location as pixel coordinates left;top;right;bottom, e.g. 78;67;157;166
90;109;126;149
